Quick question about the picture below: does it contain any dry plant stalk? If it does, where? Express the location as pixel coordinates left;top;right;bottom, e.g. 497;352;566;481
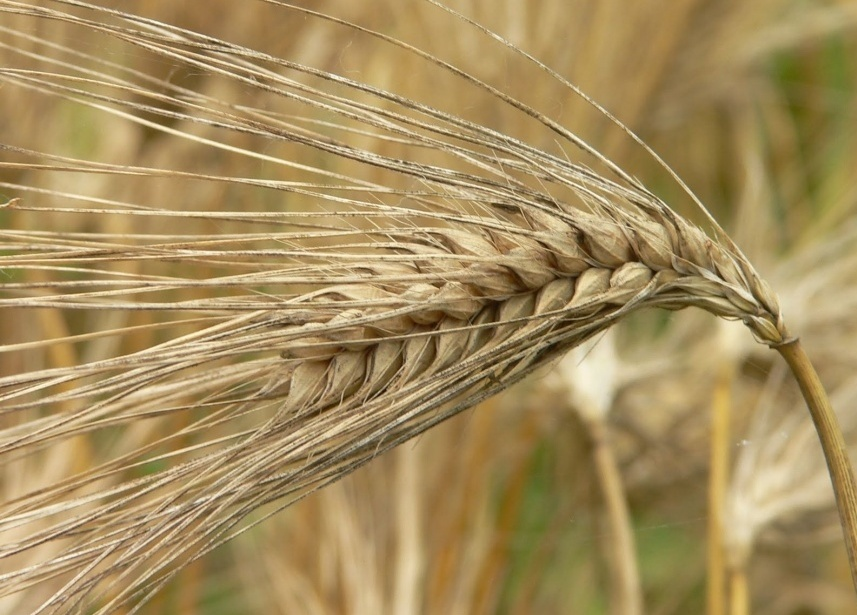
0;1;855;612
552;331;642;615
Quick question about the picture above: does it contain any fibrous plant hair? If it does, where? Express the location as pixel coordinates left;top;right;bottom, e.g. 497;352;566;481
0;1;854;613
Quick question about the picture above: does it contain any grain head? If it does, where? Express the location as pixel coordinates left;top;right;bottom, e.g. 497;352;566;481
0;1;854;613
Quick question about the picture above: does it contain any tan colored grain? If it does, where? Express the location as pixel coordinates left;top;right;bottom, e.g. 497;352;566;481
0;1;847;613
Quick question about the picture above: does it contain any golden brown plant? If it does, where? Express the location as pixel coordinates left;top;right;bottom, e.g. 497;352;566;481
1;1;856;613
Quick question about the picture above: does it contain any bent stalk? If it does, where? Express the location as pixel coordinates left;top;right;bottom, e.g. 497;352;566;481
778;339;857;591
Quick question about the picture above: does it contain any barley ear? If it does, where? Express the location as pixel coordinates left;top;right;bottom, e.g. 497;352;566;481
1;1;857;607
777;340;857;589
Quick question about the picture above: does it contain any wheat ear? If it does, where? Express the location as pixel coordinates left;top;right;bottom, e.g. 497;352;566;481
0;1;855;611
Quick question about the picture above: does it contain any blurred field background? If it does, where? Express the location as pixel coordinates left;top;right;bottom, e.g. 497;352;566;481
1;1;857;613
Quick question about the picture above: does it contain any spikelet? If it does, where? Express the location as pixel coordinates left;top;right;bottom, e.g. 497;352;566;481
0;2;852;613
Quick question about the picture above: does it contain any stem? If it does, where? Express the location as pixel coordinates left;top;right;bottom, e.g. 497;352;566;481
778;339;857;592
392;444;423;615
587;416;643;615
727;565;749;615
707;361;733;615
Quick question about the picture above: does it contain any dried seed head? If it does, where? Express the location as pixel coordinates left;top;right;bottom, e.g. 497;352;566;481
0;1;796;610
